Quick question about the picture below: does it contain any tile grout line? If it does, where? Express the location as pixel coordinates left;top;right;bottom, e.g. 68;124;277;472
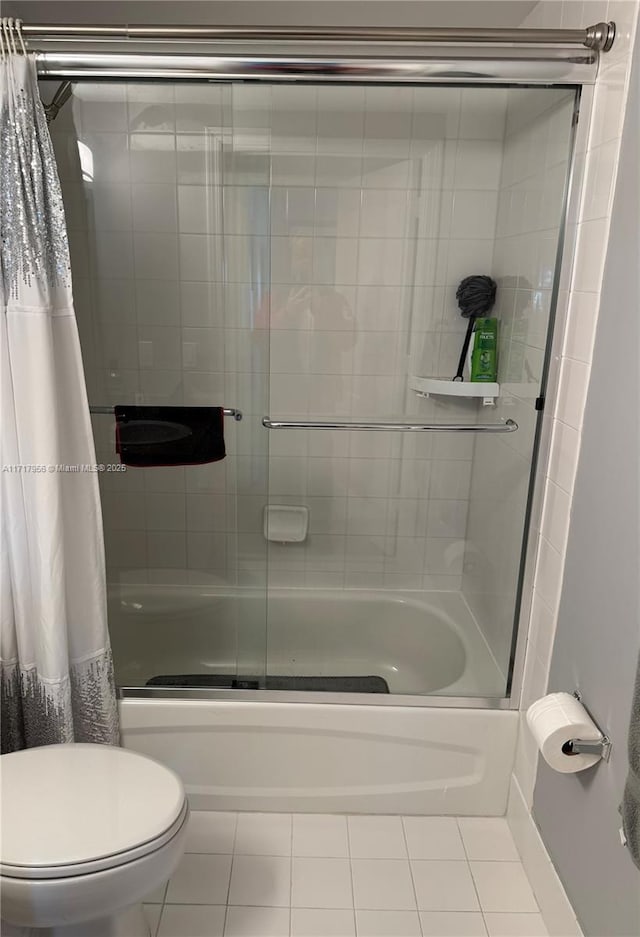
221;811;239;935
401;815;425;937
345;816;358;937
455;816;489;937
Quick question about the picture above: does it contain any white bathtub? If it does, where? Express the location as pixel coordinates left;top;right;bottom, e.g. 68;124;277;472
108;587;504;697
113;587;517;814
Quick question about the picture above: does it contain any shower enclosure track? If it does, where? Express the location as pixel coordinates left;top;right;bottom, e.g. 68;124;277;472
21;18;612;86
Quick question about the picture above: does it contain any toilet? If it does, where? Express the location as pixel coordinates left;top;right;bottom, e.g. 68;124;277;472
0;743;189;937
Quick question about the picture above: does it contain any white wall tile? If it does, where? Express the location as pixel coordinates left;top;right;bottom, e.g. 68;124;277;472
562;290;599;364
533;536;564;621
454;141;503;190
450;191;499;239
556;357;590;430
273;187;315;237
134;233;178;280
571;217;608;292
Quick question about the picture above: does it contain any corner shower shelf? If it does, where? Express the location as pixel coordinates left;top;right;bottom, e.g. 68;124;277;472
409;376;500;407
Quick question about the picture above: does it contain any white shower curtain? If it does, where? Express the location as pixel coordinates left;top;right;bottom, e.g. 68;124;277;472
0;51;119;750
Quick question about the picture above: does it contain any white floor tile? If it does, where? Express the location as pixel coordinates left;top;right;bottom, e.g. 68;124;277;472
165;853;232;905
228;855;291;907
158;905;226;937
469;862;539;913
411;860;479;912
356;909;422;936
420;911;487;936
351;858;416;911
186;811;237;854
224;905;290;937
293;814;349;857
291;857;353;909
156;811;546;937
484;913;548;936
234;813;292;856
458;819;520;861
403;817;466;860
291;908;356;936
348;816;407;858
143;905;162;937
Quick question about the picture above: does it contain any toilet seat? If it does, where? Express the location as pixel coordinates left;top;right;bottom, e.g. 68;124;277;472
0;743;188;880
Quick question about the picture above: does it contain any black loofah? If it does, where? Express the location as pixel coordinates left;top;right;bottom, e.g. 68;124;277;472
455;274;497;318
453;275;497;380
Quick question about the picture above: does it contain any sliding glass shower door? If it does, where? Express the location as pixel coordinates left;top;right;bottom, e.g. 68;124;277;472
244;82;578;698
50;80;271;690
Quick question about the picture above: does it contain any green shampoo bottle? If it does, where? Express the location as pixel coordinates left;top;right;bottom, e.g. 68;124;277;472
470;317;498;383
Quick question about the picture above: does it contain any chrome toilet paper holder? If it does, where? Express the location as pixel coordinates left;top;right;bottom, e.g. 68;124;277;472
562;691;612;762
562;737;612;760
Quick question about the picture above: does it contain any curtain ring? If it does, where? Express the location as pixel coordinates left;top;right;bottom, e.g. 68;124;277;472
7;18;18;56
15;18;27;56
0;19;8;60
1;19;12;60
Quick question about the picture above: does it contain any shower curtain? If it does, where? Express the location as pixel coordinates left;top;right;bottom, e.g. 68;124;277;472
0;50;119;751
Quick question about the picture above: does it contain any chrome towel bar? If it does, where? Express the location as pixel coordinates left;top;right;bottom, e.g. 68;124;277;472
262;418;517;433
90;406;243;421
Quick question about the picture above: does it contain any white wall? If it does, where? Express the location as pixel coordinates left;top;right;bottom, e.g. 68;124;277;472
511;0;640;806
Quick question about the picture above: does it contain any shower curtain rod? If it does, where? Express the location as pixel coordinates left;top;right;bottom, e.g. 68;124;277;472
21;22;616;51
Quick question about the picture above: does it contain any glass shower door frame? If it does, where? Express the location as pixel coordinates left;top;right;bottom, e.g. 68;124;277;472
84;71;592;711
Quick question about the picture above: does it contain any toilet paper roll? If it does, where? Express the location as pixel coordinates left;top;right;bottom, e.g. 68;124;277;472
526;692;603;773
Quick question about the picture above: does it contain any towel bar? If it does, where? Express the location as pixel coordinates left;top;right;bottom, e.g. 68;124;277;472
90;406;243;421
262;417;518;433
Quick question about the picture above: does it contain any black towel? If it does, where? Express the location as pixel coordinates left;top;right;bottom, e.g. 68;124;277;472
114;406;225;467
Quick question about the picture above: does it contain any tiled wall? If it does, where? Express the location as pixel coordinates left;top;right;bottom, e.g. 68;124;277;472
52;82;258;588
262;85;506;591
462;89;576;678
55;82;520;593
510;0;640;806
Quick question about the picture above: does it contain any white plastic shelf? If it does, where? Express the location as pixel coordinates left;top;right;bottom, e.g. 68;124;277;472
409;376;499;406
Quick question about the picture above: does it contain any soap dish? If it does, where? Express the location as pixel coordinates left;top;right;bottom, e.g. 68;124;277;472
264;505;309;543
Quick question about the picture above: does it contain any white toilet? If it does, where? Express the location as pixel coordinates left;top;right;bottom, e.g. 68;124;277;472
0;743;189;937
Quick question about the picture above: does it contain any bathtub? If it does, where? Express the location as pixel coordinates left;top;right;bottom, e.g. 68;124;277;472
112;587;518;814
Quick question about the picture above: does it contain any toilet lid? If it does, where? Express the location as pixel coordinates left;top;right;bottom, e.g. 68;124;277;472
0;743;187;878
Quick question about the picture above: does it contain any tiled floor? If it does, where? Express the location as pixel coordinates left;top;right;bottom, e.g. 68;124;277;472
144;813;548;937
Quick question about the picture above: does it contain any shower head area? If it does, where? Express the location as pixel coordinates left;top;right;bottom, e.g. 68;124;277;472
47;77;578;706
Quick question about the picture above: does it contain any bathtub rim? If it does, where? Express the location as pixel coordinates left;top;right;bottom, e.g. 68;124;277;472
118;686;513;709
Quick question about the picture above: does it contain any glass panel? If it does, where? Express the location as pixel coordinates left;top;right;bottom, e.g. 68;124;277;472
53;80;270;690
56;77;577;702
260;84;577;697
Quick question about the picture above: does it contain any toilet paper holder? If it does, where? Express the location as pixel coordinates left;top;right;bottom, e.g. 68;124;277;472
562;691;612;762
